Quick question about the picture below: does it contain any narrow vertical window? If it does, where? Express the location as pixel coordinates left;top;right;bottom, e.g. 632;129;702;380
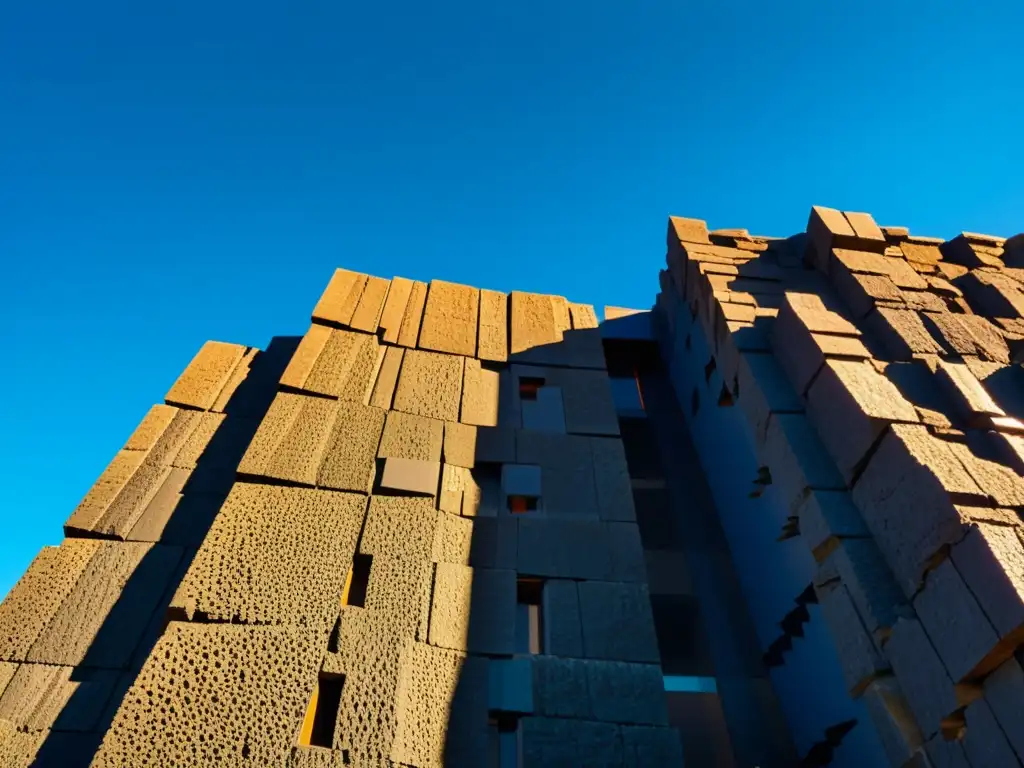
515;578;544;654
298;674;345;749
488;715;520;767
342;554;372;608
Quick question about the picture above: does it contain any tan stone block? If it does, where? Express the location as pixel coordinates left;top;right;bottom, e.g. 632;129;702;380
460;358;500;427
349;275;390;333
298;327;366;397
378;411;443;462
379;276;414;343
165;340;248;411
843;211;887;243
569;302;599;329
510;291;562;357
418;280;479;357
818;581;889;695
865;308;945;360
942;234;1004;269
901;242;943;267
317;401;387;493
443;422;477;468
369;346;404;409
957;314;1011;363
833;268;904;320
808;205;857;269
923;311;981;357
124;404;179;452
951;523;1024;641
669;215;711;245
65;449;148;533
947;442;1024;508
759;413;846;513
718;301;755;323
393;349;464;423
781;291;861;335
478;288;508;362
266;394;337;485
851;423;988;594
901;290;948;313
806;359;919;481
773;298;873;394
0;539;102;662
280;323;332;390
397;279;428;348
312;268;365;326
238;391;305;477
885;258;930;291
934;360;1003;425
833;247;893;276
958;271;1024;318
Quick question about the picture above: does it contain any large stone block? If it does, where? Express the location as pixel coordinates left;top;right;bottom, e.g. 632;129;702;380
585;660;668;725
368;345;404;409
518;518;612;580
621;725;685;767
92;623;324;767
817;581;889;695
578;581;660;663
172;484;365;628
795;489;871;559
982;656;1024;761
393;349;464;422
860;676;924;767
418;280;480;357
349;275;390;333
378;275;414;344
428;564;516;655
477;288;508;362
542;579;583;657
377;410;443;462
531;656;589;718
590;438;636;522
312;268;366;326
165;340;249;411
759;413;846;513
397;279;428;348
516;431;600;518
316;401;387;493
950;522;1024;643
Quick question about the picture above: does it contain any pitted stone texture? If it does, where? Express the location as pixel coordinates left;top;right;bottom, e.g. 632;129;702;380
165;340;249;411
552;368;619;436
622;726;685;767
460;359;500;427
332;610;404;761
92;622;323;767
0;539;101;662
317;401;387;493
303;327;372;400
516;431;599;518
280;323;333;391
379;276;414;344
478;288;508;362
0;720;45;766
532;656;590;719
428;564;516;655
168;411;224;470
817;582;889;695
578;581;660;663
377;411;443;462
312;268;366;327
172;484;365;627
418;280;479;357
237;390;305;477
0;662;16;698
520;717;621;767
397;279;428;348
443;422;477;468
432;513;474;565
510;292;564;359
590;438;637;522
123;404;178;452
0;664;118;735
586;660;669;725
288;746;347;767
391;642;488;768
543;580;584;657
28;541;181;668
360;495;439;563
268;394;338;486
368;346;404;409
349;275;390;333
393;349;464;423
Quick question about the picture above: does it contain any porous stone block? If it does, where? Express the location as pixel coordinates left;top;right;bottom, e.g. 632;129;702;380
28;541;181;669
555;368;620;436
391;642;488;768
736;351;804;446
805;359;919;483
578;581;660;663
236;390;305;477
397;279;428;348
418;280;479;357
851;423;988;595
759;413;846;513
317;401;387;493
510;292;564;362
393;349;464;423
443;421;476;468
349;275;390;333
368;345;404;409
268;394;339;485
460;358;500;427
807;206;859;269
478;288;508;362
380;457;441;496
0;539;102;662
865;307;945;360
817;581;889;695
590;438;636;522
378;275;414;344
982;657;1024;761
950;523;1024;642
433;512;473;565
377;410;443;462
172;484;365;628
467;516;518;571
123;404;179;452
531;656;589;718
795;489;871;559
91;623;323;767
586;660;668;726
360;495;439;562
312;268;365;327
165;340;248;411
518;519;612;580
516;431;599;518
428;564;516;655
829;538;909;638
542;579;583;657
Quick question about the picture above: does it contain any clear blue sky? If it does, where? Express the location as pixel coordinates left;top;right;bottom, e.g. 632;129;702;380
1;1;1022;598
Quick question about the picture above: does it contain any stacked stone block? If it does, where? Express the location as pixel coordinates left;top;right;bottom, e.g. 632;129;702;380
657;207;1024;766
0;269;674;766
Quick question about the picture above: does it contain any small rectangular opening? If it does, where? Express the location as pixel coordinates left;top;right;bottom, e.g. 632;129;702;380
299;674;345;749
507;495;538;514
518;377;545;401
488;715;520;768
516;578;544;655
343;554;372;608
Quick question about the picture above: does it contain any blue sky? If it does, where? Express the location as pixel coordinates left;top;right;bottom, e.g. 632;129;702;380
1;1;1022;597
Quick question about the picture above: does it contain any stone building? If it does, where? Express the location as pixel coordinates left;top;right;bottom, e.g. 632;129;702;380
1;206;1023;766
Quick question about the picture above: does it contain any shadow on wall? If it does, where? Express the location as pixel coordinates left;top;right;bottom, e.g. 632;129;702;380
26;336;300;768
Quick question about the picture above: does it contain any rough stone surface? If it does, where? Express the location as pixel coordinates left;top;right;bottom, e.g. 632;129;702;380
165;340;248;411
393;349;464;422
578;581;660;663
428;564;516;655
459;358;500;427
377;410;443;462
418;280;479;357
477;288;508;362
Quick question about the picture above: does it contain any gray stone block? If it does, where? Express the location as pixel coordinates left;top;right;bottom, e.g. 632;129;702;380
531;656;590;719
578;581;660;663
818;582;889;695
543;579;583;657
520;717;581;767
586;660;668;725
501;464;542;497
489;657;533;714
429;565;516;656
518;518;611;580
468;517;517;571
576;720;625;768
605;522;647;583
622;725;685;767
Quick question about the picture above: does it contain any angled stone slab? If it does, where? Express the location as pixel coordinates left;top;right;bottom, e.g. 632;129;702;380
418;279;479;357
165;340;249;411
393;349;464;423
478;288;508;362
